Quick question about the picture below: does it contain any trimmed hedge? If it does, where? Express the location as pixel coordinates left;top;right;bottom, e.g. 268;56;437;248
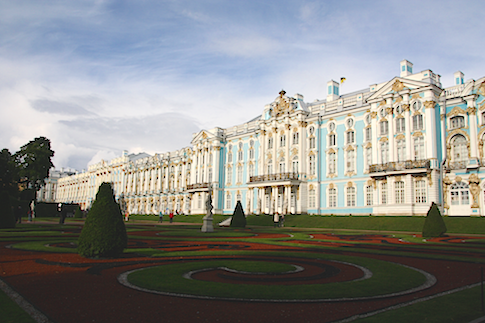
0;191;15;229
230;201;246;228
77;183;127;258
422;202;447;238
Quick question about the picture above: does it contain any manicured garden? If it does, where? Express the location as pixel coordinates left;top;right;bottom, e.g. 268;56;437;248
1;217;485;322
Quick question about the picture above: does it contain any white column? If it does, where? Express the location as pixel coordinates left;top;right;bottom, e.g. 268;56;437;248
386;97;395;162
425;100;437;160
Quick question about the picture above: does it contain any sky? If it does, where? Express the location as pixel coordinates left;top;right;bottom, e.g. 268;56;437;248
1;0;485;171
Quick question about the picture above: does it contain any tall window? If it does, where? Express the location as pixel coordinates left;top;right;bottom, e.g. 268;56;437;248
381;142;389;164
268;138;273;149
365;147;372;170
309;155;316;175
452;135;468;162
366;186;373;206
248;164;254;179
292;156;299;173
279;158;285;173
237;166;243;183
293;132;299;145
328;188;337;207
249;148;254;160
414;136;425;160
347;187;356;207
329;152;336;174
381;182;388;204
347;149;355;173
329;134;336;146
228;152;233;163
450;182;469;205
413;114;423;130
396;118;405;133
226;193;231;209
267;160;273;174
397;139;406;162
346;131;355;144
415;180;427;203
380;121;388;135
198;194;202;208
365;127;372;141
238;150;243;161
395;181;405;204
227;166;232;184
280;135;286;147
208;168;212;182
309;137;316;149
309;189;316;208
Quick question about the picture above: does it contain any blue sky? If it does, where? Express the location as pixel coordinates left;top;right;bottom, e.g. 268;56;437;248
1;0;485;170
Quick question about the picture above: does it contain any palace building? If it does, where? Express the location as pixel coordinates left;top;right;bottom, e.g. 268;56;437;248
51;60;485;216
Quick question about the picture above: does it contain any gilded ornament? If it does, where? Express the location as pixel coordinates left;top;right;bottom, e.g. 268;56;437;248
347;181;353;188
379;100;386;106
477;81;485;96
424;101;436;109
371;111;377;119
392;80;406;92
466;107;477;115
395;96;403;103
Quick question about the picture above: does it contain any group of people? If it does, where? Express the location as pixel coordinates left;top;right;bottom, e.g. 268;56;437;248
273;212;285;227
158;209;182;223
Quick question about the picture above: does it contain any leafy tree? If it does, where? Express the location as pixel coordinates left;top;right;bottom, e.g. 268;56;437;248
78;183;127;258
422;202;447;238
0;149;18;195
230;201;246;228
14;137;54;191
0;191;15;229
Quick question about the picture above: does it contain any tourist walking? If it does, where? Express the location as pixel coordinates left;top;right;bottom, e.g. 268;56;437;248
169;211;174;223
273;212;279;227
159;211;163;223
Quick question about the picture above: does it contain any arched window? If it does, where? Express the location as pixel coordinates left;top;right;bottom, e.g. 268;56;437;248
346;186;356;207
238;150;243;161
450;182;469;205
249;148;254;160
452;135;468;162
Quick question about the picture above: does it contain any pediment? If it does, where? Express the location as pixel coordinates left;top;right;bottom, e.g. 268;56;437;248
366;77;431;103
191;130;216;144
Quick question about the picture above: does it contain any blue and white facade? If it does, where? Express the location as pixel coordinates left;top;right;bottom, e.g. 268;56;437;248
53;60;485;216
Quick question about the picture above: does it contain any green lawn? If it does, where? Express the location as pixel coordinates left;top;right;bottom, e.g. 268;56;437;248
0;285;36;323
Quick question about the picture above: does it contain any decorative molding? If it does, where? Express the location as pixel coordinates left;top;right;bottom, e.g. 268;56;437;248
371;111;377;119
396;134;405;140
328;183;334;189
447;106;466;117
466;107;477;115
379;137;389;142
379;100;386;106
392;80;406;92
412;131;424;137
395;96;403;103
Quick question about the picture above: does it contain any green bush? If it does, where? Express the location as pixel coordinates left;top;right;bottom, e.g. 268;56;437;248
0;192;15;229
74;206;83;218
422;202;447;238
230;201;246;228
77;183;127;258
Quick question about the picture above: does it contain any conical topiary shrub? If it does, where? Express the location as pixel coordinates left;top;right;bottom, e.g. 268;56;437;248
74;206;83;219
422;202;447;238
78;183;127;258
0;191;15;229
230;201;246;228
